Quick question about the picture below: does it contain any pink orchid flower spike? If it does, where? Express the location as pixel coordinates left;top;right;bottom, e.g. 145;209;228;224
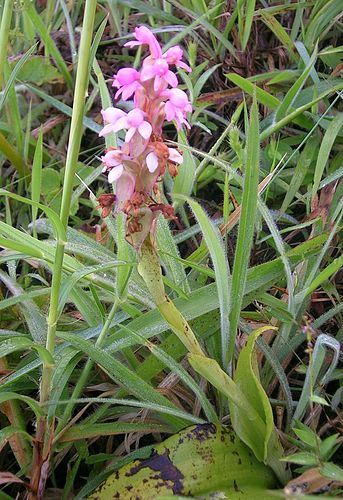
124;26;162;59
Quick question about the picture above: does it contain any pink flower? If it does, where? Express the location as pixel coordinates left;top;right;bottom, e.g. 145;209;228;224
163;46;192;72
141;58;178;91
116;171;136;206
99;107;126;136
112;68;141;101
146;147;183;173
101;149;124;183
162;88;192;130
124;26;162;59
99;107;152;142
167;147;183;164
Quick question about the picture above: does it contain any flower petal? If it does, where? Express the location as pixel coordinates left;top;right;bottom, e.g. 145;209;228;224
112;116;130;133
164;70;178;88
116;172;136;205
140;65;157;82
115;68;140;85
164;101;175;122
125;126;137;143
121;82;140;101
123;41;142;48
101;149;123;166
99;123;118;137
177;60;192;72
146;152;159;173
108;164;124;183
101;107;126;124
168;148;183;164
138;120;152;139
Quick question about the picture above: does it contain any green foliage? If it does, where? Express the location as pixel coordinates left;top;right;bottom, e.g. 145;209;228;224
0;0;342;497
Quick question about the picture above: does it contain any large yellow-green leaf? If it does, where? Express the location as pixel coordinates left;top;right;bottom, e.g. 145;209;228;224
189;327;289;483
89;424;277;499
231;328;288;482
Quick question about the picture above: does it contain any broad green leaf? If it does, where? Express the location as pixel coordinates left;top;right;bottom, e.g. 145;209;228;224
156;215;190;295
0;270;47;344
0;189;66;242
231;327;277;462
89;424;276;498
115;213;133;299
173;129;196;203
0;426;32;447
0;337;53;366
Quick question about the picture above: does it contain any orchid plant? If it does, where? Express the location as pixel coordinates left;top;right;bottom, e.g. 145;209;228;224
96;28;288;485
97;25;204;356
98;26;192;249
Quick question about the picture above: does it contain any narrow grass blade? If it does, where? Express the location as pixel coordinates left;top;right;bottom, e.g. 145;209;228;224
312;113;343;202
229;97;260;361
260;10;297;61
238;0;256;51
31;128;43;236
24;83;101;133
226;74;280;109
58;422;170;443
177;195;231;368
0;44;37;111
275;47;317;121
257;199;294;314
292;334;341;423
57;331;188;429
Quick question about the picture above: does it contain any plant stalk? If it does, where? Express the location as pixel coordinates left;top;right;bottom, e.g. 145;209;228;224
137;238;204;357
30;1;97;496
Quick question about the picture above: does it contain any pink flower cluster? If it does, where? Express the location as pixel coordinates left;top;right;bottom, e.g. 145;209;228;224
97;26;192;248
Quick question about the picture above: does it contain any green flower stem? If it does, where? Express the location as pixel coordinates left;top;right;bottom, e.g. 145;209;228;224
55;298;121;438
39;0;97;399
137;239;204;356
0;0;13;87
34;2;97;476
